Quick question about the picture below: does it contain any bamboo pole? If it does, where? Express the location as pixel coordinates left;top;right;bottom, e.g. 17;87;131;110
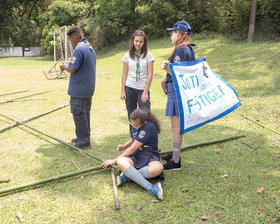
0;179;10;184
241;114;280;135
0;165;102;196
111;168;120;210
0;90;29;97
0;113;117;168
11;98;45;102
0;91;51;105
160;134;247;155
0;103;69;134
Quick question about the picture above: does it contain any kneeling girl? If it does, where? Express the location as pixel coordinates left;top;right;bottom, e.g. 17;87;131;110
102;108;164;200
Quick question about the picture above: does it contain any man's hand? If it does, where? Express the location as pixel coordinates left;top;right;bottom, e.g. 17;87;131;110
60;64;64;72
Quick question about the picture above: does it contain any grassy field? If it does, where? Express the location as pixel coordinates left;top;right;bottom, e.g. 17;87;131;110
0;33;279;223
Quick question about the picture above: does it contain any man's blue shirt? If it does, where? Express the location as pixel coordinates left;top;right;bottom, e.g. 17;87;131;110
68;38;96;98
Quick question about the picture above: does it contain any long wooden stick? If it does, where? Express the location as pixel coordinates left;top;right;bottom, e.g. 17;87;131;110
111;168;120;210
0;165;102;196
241;114;280;135
0;91;51;105
0;104;69;134
0;113;117;168
160;134;247;155
0;90;29;97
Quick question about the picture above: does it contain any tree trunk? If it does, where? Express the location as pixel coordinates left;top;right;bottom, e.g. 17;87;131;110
248;0;257;42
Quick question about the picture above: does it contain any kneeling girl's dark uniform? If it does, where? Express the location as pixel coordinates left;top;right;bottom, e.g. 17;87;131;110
129;121;164;179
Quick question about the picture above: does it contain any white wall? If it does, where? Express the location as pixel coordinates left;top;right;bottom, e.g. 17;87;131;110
0;47;43;57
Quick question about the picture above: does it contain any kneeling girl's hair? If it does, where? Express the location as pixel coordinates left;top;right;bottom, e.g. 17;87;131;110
130;108;160;133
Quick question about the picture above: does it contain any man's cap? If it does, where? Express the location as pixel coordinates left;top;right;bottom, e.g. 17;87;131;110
167;21;191;34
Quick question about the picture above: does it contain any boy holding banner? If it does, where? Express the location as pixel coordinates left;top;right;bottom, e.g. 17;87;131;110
161;21;195;170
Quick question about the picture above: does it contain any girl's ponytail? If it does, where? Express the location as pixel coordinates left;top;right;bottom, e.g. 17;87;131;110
146;110;160;133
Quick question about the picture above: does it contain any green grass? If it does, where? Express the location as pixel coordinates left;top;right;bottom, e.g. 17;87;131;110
0;34;279;223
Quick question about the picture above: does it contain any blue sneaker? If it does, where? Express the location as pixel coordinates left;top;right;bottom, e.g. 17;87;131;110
116;173;130;186
148;182;163;200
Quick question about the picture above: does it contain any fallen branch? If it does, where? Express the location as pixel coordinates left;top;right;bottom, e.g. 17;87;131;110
0;165;103;196
0;179;10;183
241;114;280;135
160;134;247;155
0;103;69;134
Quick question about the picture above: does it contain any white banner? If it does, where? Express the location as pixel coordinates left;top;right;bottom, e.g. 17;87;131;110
169;57;241;135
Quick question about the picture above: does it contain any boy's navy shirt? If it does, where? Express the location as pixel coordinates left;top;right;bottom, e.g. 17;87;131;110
68;38;96;98
166;45;195;83
131;121;158;148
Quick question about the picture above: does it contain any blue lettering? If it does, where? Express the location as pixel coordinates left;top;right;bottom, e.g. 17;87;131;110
198;95;207;106
207;91;217;101
203;93;212;105
189;75;196;88
187;99;193;114
218;85;224;95
179;74;186;89
212;87;224;98
189;75;199;88
179;74;191;90
179;74;200;90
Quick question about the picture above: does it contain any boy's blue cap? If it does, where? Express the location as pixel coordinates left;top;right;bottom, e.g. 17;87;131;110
167;21;191;34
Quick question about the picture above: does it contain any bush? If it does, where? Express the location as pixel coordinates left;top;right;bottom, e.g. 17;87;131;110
137;0;178;38
86;0;135;49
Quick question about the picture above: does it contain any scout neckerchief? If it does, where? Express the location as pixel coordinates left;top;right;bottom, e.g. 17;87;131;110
77;39;93;50
135;51;143;82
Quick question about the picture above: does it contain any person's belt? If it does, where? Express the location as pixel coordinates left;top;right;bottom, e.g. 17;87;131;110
139;146;158;151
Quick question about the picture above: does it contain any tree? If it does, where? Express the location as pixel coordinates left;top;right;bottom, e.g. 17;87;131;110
40;0;88;54
86;0;135;49
137;0;178;37
0;0;48;47
0;0;19;47
257;0;280;40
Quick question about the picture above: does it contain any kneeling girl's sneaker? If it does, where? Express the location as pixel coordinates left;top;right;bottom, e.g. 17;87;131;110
148;182;163;200
116;173;130;186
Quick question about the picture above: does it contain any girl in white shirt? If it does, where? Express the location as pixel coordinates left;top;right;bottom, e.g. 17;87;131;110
121;30;154;131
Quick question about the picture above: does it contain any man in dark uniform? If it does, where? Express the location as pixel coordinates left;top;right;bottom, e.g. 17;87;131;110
60;26;96;149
